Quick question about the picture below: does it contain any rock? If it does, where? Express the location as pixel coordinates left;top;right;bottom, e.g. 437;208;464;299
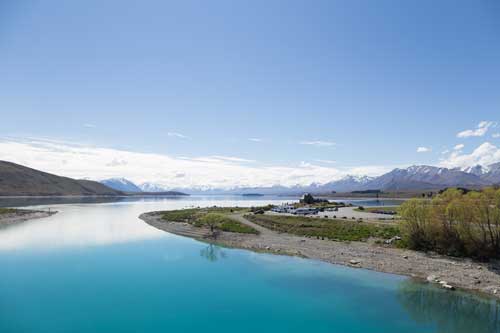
494;289;498;295
349;259;360;265
403;255;408;259
443;284;455;290
384;236;402;244
427;275;438;282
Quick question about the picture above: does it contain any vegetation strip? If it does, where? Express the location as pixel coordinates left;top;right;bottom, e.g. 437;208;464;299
245;214;399;242
161;207;259;234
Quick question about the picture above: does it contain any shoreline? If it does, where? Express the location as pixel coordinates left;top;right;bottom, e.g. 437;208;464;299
0;209;57;228
140;211;500;299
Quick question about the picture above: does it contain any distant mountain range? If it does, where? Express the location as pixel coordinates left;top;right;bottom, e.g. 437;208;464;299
324;163;500;192
0;160;121;196
99;178;188;196
5;159;498;197
103;163;500;195
319;163;500;192
138;182;169;193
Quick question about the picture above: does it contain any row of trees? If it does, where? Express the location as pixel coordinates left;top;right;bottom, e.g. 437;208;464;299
400;188;500;260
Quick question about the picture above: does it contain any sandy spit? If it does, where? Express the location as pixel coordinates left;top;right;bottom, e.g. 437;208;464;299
0;209;57;228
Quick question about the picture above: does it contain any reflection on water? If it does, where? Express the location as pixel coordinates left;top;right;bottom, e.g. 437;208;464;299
398;280;500;333
200;244;227;262
0;196;295;252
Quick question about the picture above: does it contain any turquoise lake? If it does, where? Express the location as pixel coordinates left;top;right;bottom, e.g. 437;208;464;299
0;196;499;333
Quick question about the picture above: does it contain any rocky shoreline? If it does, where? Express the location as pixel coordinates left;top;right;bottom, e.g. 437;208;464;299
0;209;57;228
140;211;500;299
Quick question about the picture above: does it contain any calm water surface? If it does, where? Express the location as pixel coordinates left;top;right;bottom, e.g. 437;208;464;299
0;196;499;333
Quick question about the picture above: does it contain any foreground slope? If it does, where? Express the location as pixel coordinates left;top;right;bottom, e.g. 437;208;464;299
0;160;122;196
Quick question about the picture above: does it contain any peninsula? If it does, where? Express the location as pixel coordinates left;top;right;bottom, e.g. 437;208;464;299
140;204;500;299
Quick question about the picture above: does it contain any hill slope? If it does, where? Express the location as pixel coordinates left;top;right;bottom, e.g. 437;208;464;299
0;161;122;196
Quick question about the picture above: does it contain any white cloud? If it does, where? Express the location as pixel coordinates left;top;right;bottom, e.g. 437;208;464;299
457;121;494;138
441;149;450;155
0;138;393;189
315;159;337;164
167;132;190;139
84;123;96;128
248;138;263;142
439;142;500;169
343;165;398;177
493;133;500;138
416;147;431;153
453;144;465;150
299;140;336;147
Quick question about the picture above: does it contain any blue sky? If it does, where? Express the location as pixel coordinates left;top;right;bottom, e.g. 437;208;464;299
1;1;500;187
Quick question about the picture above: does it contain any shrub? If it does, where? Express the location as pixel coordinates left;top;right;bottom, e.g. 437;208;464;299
400;188;500;259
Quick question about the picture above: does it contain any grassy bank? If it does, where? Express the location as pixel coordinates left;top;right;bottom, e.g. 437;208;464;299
0;208;16;215
161;207;258;234
246;214;399;242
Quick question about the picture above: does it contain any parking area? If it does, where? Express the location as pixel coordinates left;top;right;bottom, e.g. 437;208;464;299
267;206;399;223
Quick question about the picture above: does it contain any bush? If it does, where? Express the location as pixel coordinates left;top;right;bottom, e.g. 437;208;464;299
400;188;500;259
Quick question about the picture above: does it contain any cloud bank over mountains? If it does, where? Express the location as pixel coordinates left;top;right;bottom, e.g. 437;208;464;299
439;142;500;170
1;136;500;190
0;138;382;189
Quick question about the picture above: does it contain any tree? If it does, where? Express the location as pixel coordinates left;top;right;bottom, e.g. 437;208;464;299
300;193;315;204
400;188;500;259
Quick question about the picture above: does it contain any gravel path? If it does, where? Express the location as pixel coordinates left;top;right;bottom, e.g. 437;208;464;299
140;211;500;299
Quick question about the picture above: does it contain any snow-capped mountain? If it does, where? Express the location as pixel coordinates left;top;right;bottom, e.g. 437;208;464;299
364;165;487;190
139;182;169;192
479;162;500;184
317;175;374;192
456;165;489;176
100;178;142;192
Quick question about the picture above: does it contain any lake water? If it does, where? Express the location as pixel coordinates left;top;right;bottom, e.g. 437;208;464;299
0;196;499;333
